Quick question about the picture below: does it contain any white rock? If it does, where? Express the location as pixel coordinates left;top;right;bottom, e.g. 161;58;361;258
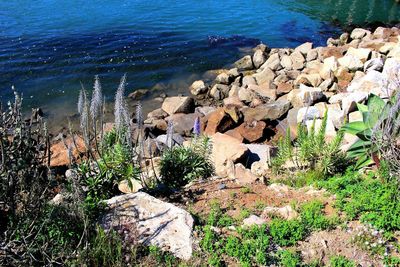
102;192;194;260
297;106;321;123
342;92;368;115
243;215;267;227
260;53;281;71
190;80;207;95
320;56;338;80
281;55;293;70
287;84;324;108
350;28;370;39
346;47;371;62
252;67;276;85
262;205;299;220
338;55;364;71
253;49;267;69
295;42;313;56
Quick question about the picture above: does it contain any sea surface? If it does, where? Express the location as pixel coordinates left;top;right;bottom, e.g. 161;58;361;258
0;0;399;128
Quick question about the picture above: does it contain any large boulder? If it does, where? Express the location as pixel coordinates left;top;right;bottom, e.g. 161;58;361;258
242;100;291;121
350;28;371;40
102;192;194;260
235;121;267;143
287;85;324;108
347;70;391;98
162;96;195;115
295;42;313;56
211;133;249;177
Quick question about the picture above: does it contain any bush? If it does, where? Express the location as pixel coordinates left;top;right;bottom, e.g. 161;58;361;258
277;250;302;267
300;201;337;231
269;219;305;246
329;255;355;267
159;136;213;188
272;112;347;177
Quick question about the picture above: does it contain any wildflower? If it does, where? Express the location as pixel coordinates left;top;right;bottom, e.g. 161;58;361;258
193;116;201;136
90;75;103;121
166;120;174;148
114;74;129;133
136;101;143;129
78;89;85;115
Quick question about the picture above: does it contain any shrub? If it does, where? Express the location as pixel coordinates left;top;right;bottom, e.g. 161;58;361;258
269;219;305;246
277;249;302;267
300;201;337;231
159;136;213;188
329;255;355;267
272;112;347;177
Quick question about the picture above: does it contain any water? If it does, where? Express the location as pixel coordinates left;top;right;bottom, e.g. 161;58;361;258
0;0;399;129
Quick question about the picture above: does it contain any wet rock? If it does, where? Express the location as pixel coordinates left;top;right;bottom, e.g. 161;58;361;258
211;133;249;177
235;55;254;70
190;80;208;95
102;192;194;260
162;96;195;115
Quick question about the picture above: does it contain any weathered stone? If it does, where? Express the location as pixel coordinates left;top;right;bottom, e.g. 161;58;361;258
251;161;269;178
297;106;320;123
320;56;338;80
338;55;364;71
204;108;236;135
274;73;289;84
49;193;64;205
387;44;400;59
319;79;333;91
102;192;194;260
242;215;267;227
306;49;318;62
147;108;168;120
165;113;198;136
287;85;324;108
215;73;231;85
281;55;293;70
228;68;240;78
335;67;354;90
253;49;267;69
156;134;185;147
210;84;230;100
242;75;257;87
295;42;313;56
248;84;277;101
245;144;273;164
189;80;207;95
128;89;149;100
328;93;348;105
225;129;245;142
223;96;245;108
305;60;324;73
341;92;368;114
242;100;291;121
253;67;276;85
162;96;195;115
294;73;322;87
347;70;389;98
260;53;281;71
211;133;249;177
277;83;294;95
320;46;345;59
50;136;86;167
236;121;266;143
339;32;349;45
238;87;256;103
195;106;216;116
234;55;254;70
379;42;397;54
351;28;371;39
234;163;258;184
262;205;299;220
346;47;371;62
290;51;305;70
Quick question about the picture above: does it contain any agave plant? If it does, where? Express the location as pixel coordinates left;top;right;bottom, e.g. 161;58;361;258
341;94;392;169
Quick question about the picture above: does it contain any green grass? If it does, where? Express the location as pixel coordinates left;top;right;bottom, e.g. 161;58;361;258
329;255;355;267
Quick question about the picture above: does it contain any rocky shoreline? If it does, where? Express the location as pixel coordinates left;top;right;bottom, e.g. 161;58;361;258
51;26;400;178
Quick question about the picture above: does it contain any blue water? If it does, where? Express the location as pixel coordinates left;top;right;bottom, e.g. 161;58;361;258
0;0;399;126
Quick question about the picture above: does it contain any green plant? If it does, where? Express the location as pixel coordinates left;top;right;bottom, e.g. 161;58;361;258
269;219;305;246
278;249;302;267
241;186;252;194
159;140;214;188
300;201;337;231
272;112;347;177
329;255;355;267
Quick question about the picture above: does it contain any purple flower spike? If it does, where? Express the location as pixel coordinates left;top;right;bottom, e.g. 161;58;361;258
193;116;201;136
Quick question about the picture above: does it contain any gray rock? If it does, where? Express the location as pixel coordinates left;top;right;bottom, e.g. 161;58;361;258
287;85;324;108
253;49;267;69
210;84;230;100
260;53;281;71
102;192;194;260
242;100;291;121
215;72;231;84
162;96;195;115
235;55;254;70
156;134;185;147
165;113;198;136
253;67;276;85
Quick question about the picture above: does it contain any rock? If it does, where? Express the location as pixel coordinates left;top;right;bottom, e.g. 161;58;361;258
148;108;168;119
253;67;276;85
305;60;324;73
156;134;185;147
228;68;240;78
162;96;194;115
290;51;305;70
238;87;256;103
245;144;272;164
50;136;86;167
295;42;313;56
328;93;349;105
294;73;322;87
379;42;397;54
211;133;249;177
281;55;293;70
364;58;384;73
315;102;345;129
223;96;245;108
242;215;267;227
225;129;245;142
339;32;349;44
287;85;324;108
165;113;198;136
195;106;216;116
235;55;254;70
215;73;231;84
297;106;321;123
261;53;281;71
229;84;240;97
242;75;257;87
341;92;368;114
204;108;235;135
277;82;294;95
349;111;363;122
236;121;266;143
335;67;354;90
350;28;370;39
128;89;149;100
253;49;267;69
320;46;345;59
251;161;269;178
320;56;338;80
118;179;143;194
49;193;64;205
102;192;194;260
190;80;208;95
338;55;364;71
306;49;318;62
262;205;299;220
274;73;289;84
242;100;291;121
319;79;333;91
248;84;277;101
388;44;400;58
210;84;230;100
347;70;389;98
346;47;371;62
234;163;258;184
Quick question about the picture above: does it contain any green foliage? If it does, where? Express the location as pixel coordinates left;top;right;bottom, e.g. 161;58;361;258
272;112;347;177
384;256;400;266
319;169;400;232
278;249;302;267
329;255;355;267
300;201;337;231
160;137;214;187
269;219;305;246
341;94;386;169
